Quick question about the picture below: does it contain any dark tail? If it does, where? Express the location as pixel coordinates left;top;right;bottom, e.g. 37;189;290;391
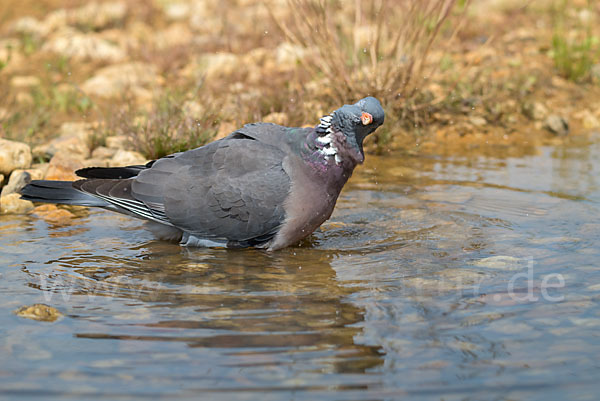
75;165;147;179
20;180;110;207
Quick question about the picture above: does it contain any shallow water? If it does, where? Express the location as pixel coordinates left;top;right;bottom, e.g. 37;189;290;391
1;135;600;400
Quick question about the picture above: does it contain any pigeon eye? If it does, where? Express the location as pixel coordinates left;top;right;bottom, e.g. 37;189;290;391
361;112;373;125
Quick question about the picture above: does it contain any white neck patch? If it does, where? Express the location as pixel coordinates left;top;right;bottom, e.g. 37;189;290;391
316;114;342;164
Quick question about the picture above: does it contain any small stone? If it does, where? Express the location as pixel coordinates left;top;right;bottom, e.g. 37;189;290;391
21;168;44;181
66;1;127;29
468;116;487;127
164;3;190;20
42;28;125;62
153;23;193;49
10;75;40;89
0;138;32;176
14;304;63;322
576;110;600;130
33;204;75;225
44;152;85;181
10;16;50;38
32;133;90;161
1;170;31;197
59;122;96;140
105;135;130;149
275;42;306;67
522;101;548;121
473;255;523;270
197;52;239;80
31;163;49;177
544;114;569;136
0;193;34;214
109;150;147;167
91;146;118;159
81;62;162;98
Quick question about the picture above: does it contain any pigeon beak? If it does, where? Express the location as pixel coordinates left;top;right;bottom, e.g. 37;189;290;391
361;112;373;126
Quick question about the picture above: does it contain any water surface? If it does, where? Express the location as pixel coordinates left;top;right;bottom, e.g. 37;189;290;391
1;135;599;400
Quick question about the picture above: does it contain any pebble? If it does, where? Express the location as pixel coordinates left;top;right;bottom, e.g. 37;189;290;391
32;133;90;161
575;109;600;130
44;152;86;181
64;1;127;29
42;28;125;62
275;42;306;67
14;304;63;322
468;116;487;127
1;170;31;197
196;52;239;80
81;62;162;98
0;193;34;214
10;16;50;38
164;2;190;20
32;204;76;225
522;101;548;121
0;138;32;176
109;150;148;167
91;146;118;159
10;75;40;89
473;255;524;270
105;135;130;150
544;114;569;136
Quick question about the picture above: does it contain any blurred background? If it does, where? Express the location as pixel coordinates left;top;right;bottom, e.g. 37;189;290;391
0;0;598;160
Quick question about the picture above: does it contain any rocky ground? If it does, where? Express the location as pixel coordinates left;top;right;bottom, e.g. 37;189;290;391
0;0;599;216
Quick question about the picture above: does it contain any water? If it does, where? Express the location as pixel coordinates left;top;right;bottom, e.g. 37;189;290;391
1;135;599;400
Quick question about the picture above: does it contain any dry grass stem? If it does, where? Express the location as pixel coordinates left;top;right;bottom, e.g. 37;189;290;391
272;0;469;114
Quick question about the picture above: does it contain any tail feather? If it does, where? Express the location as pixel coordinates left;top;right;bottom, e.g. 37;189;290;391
20;180;110;207
75;165;146;179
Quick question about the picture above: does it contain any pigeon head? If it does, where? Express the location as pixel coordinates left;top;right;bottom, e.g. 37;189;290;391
317;97;385;154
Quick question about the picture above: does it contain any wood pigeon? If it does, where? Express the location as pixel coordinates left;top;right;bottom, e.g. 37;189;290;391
21;97;385;250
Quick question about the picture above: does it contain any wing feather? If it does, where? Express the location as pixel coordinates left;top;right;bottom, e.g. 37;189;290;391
132;138;291;243
71;128;294;245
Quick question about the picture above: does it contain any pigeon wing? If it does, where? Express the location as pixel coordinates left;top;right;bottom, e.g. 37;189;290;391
131;138;291;244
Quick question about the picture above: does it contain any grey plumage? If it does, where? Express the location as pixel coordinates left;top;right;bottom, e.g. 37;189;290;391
21;97;385;250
